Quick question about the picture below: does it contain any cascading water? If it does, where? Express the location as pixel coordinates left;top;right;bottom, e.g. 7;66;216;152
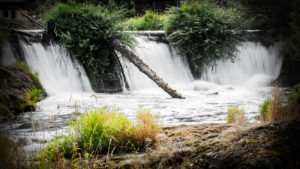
201;42;282;87
120;35;194;91
1;32;284;151
18;36;93;95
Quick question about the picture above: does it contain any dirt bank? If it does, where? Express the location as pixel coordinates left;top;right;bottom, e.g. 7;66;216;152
107;119;300;169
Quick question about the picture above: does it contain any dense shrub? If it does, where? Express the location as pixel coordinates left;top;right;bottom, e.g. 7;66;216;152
123;10;169;30
41;108;160;161
165;0;246;73
45;2;134;83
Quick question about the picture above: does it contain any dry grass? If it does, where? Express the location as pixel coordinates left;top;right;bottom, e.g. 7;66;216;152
269;83;286;121
135;109;161;146
259;83;287;122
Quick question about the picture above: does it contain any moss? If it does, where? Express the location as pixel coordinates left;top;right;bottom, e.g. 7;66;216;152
257;150;280;156
247;140;258;144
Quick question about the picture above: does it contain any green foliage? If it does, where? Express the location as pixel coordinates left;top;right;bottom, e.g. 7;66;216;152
26;86;46;106
0;62;47;117
165;0;245;73
40;108;160;161
124;10;169;30
259;99;271;122
227;106;245;123
45;2;134;76
14;61;31;72
13;61;46;100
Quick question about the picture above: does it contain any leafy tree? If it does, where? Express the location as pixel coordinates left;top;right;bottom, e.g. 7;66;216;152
45;2;134;89
165;0;246;75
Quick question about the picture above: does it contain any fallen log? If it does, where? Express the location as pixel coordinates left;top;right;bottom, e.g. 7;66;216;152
113;40;184;99
21;13;44;29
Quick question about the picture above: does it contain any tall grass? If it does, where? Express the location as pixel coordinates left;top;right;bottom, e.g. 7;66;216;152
259;83;287;122
227;106;245;124
134;109;161;147
40;107;161;163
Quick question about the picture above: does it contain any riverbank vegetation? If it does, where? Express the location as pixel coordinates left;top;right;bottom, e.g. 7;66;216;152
39;108;160;165
0;62;46;120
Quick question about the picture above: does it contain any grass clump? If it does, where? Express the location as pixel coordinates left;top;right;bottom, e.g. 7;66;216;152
227;106;245;124
134;109;161;148
259;99;271;122
40;107;160;162
71;108;134;154
123;10;169;30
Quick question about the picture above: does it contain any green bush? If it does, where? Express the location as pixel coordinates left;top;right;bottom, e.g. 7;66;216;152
227;106;245;123
45;2;134;77
166;0;246;73
123;10;169;30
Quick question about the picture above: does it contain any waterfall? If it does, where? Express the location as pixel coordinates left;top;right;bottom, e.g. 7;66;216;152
120;37;282;90
201;42;282;87
18;37;93;95
119;35;194;90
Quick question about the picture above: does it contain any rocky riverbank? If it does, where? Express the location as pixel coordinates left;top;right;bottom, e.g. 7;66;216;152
106;118;300;169
0;66;46;120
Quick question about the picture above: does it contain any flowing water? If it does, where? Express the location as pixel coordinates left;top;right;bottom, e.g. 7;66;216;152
0;33;282;150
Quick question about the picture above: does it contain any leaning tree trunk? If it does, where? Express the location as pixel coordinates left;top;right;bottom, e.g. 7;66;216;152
113;40;184;99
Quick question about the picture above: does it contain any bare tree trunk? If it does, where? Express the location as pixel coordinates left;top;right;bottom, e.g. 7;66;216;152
113;40;184;99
